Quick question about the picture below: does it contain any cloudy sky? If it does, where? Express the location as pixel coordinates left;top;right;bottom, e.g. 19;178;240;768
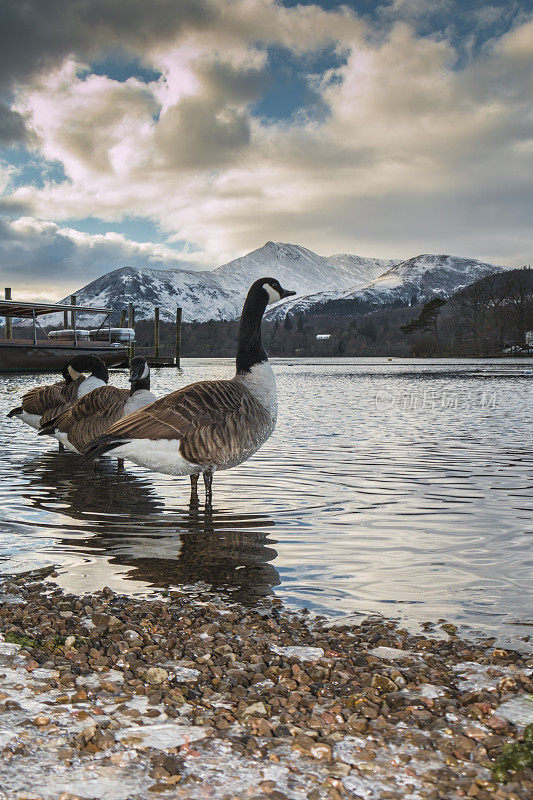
0;0;531;299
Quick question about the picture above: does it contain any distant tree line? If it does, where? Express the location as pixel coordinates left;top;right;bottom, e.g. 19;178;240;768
93;266;533;360
400;267;533;356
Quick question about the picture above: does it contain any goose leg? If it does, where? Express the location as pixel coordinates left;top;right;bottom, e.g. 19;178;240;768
203;470;213;512
58;442;65;452
189;474;199;509
117;458;124;473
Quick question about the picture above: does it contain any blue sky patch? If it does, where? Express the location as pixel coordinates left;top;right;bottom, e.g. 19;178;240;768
252;44;348;123
1;146;67;190
64;216;173;245
282;1;526;55
86;50;162;84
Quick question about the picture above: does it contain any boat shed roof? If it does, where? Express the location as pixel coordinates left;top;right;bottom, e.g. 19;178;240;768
0;300;112;319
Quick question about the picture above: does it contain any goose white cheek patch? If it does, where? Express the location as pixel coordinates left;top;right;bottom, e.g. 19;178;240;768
264;284;281;304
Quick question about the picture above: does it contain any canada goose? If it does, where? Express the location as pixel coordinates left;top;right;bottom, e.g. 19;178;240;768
7;354;108;431
38;356;156;455
84;278;296;507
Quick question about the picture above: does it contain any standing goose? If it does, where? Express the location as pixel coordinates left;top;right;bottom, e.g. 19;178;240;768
38;357;156;455
84;278;296;507
7;354;108;431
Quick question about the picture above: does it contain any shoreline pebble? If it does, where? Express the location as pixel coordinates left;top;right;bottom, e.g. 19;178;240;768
0;567;532;800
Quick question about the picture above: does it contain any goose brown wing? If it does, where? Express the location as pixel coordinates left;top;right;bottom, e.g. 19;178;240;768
54;386;130;452
94;379;271;466
40;400;74;427
22;379;67;416
23;376;83;417
39;377;86;427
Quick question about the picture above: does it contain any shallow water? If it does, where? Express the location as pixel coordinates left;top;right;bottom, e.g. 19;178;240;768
0;357;531;650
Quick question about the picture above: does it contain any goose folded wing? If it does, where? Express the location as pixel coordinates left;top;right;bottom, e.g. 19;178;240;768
21;380;67;416
59;387;130;452
68;386;128;422
40;398;77;428
24;376;84;419
41;386;126;434
85;380;269;466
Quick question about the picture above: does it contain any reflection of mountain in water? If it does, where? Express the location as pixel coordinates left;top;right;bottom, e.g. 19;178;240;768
21;453;280;603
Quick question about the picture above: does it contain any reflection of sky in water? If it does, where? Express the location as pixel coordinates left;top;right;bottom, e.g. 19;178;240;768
0;358;531;650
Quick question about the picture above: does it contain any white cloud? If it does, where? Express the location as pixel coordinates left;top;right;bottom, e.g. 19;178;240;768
0;216;201;298
1;1;532;292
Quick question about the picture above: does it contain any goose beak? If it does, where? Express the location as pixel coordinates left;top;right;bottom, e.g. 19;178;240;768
280;288;296;299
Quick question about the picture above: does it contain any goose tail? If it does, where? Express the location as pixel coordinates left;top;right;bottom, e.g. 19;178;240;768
7;406;23;418
38;418;58;437
83;435;128;462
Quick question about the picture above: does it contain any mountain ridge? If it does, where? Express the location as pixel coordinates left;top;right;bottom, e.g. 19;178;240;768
52;243;508;326
265;253;508;319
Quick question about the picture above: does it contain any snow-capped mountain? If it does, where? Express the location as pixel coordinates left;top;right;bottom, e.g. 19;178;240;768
215;241;393;296
58;265;238;325
49;244;506;326
55;242;393;325
266;254;508;319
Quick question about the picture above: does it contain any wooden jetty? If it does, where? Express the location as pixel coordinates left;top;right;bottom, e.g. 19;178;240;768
0;293;129;373
128;304;182;368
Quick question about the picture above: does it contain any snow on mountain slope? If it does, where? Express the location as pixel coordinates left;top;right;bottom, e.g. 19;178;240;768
43;246;506;327
326;253;395;286
355;254;508;304
216;241;391;296
55;265;239;326
267;254;508;318
52;242;392;325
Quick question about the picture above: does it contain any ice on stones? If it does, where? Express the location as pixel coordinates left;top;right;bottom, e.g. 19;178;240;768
402;684;446;700
77;668;125;688
115;722;208;749
368;646;417;660
271;645;324;661
496;694;533;727
0;642;21;655
453;662;531;692
164;663;201;682
0;729;16;748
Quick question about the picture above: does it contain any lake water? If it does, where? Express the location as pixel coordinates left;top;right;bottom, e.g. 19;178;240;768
0;358;531;651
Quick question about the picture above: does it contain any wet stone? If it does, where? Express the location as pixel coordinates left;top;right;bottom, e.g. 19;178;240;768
0;569;532;800
145;667;169;686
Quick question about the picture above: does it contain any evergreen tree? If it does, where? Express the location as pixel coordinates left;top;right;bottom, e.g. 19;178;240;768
401;297;446;349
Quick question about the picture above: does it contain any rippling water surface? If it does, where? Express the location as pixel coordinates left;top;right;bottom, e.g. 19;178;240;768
0;358;531;649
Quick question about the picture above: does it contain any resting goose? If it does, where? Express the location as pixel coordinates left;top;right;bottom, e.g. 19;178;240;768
84;278;296;507
38;356;156;455
7;354;108;431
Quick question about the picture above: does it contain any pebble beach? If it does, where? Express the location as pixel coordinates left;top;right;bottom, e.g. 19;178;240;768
0;567;532;800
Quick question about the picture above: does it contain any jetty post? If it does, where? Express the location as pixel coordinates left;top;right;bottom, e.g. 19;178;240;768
128;302;135;361
71;295;77;345
154;307;160;360
4;288;12;339
119;309;127;328
63;308;68;328
175;307;182;369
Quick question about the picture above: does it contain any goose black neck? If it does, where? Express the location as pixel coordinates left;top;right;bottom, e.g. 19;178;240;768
91;362;109;383
236;290;268;374
130;376;150;395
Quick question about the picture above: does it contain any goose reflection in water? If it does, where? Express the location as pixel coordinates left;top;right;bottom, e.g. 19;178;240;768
20;452;280;604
